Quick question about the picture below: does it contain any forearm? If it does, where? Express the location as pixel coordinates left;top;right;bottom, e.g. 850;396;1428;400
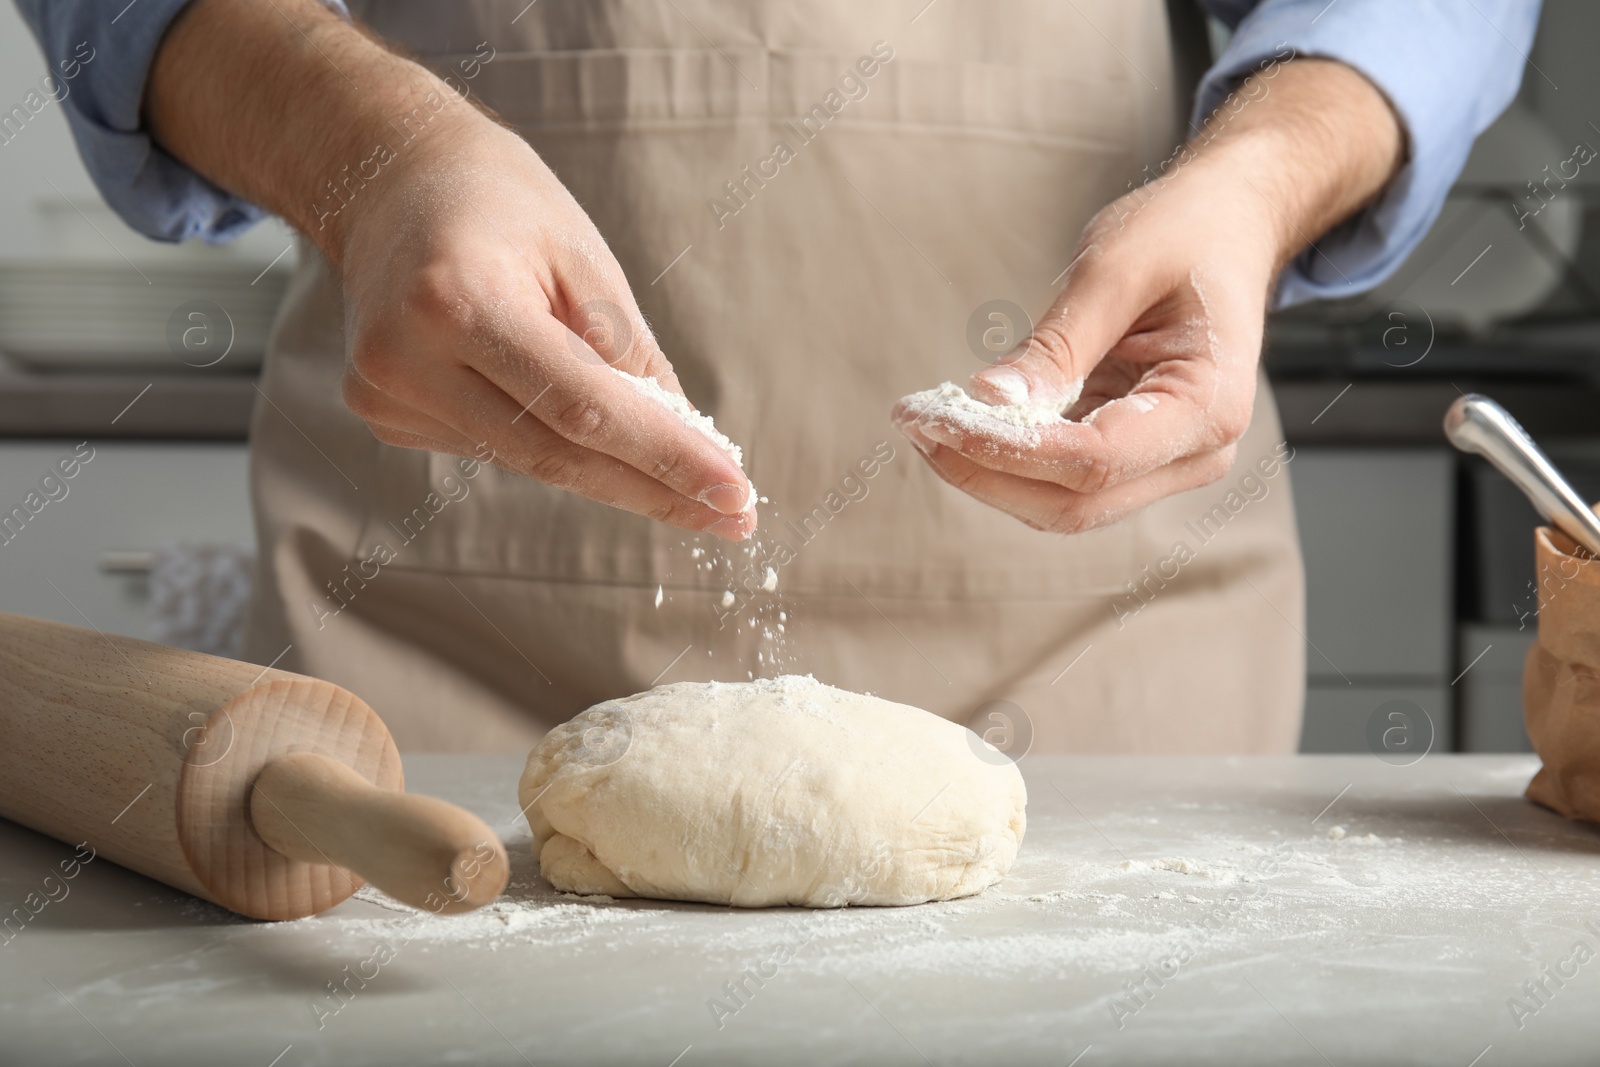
1181;57;1404;271
144;0;469;263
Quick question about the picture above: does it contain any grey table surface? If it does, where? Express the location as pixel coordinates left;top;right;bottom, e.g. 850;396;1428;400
3;754;1599;1067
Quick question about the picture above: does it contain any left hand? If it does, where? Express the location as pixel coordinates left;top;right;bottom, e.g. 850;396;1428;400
890;58;1402;535
891;164;1276;534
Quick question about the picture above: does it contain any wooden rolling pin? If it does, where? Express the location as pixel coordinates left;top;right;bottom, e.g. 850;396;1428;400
0;612;508;920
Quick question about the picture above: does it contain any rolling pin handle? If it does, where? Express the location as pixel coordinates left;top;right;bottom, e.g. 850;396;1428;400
249;751;509;914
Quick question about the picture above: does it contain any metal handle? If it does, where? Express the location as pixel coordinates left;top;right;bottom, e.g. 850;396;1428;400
1444;393;1600;558
99;550;154;574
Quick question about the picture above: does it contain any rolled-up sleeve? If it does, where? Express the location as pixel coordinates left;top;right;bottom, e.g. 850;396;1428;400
1196;0;1544;306
12;0;346;244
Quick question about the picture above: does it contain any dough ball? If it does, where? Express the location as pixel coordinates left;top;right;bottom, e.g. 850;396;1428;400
518;675;1026;908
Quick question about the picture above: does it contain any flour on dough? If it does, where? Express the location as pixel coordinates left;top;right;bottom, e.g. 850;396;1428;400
518;676;1027;908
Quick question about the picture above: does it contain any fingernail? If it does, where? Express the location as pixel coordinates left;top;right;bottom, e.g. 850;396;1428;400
708;515;751;542
919;421;961;448
699;482;748;515
898;422;937;455
978;366;1030;404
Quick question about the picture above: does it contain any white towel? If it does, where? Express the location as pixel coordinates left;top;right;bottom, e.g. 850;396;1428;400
147;543;254;659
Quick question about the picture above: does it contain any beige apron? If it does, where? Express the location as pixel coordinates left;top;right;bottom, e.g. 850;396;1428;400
242;0;1306;754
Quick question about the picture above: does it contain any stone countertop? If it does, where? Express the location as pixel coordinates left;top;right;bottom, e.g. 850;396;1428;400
1;754;1596;1066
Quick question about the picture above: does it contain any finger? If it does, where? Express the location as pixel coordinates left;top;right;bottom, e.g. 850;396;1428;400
897;307;1257;494
366;422;476;457
1066;357;1144;418
906;369;1252;494
461;309;754;516
510;238;727;496
905;428;1235;534
967;242;1166;409
422;364;757;541
563;294;691;405
552;245;685;392
345;371;485;453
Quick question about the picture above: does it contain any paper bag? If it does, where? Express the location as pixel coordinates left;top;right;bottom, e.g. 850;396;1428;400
1524;522;1600;820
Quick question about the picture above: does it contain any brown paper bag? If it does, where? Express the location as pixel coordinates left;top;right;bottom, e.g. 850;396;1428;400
1524;522;1600;820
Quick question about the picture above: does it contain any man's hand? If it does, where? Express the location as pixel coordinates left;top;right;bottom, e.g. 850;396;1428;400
892;59;1402;534
335;122;756;538
147;0;756;540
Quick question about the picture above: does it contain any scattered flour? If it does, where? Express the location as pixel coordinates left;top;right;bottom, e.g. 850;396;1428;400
312;883;639;952
1022;890;1078;904
1120;857;1241;883
1322;824;1387;846
234;775;1543;996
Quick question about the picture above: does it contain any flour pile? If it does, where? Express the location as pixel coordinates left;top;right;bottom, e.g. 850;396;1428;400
899;378;1084;448
610;367;744;469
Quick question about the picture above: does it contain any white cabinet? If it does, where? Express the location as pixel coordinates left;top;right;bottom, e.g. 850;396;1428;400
1457;623;1536;753
1291;448;1456;752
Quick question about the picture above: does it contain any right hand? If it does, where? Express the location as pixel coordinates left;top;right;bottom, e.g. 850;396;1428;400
333;119;756;541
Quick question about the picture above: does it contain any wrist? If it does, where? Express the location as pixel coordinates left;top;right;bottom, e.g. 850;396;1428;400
146;0;490;267
1186;58;1404;270
294;61;489;265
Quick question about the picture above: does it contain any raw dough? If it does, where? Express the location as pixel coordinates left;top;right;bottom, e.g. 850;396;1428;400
519;676;1027;907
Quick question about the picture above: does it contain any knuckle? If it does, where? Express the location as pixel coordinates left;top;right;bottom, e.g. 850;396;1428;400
403;265;474;331
552;396;609;442
928;452;990;497
347;340;400;394
524;446;580;488
641;495;694;527
1027;319;1076;370
1211;405;1252;447
1198;446;1238;486
1069;450;1116;495
342;375;375;418
1015;512;1054;533
341;373;390;422
1045;501;1096;536
647;446;693;485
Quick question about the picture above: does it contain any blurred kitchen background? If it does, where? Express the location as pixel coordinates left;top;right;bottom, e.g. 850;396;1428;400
1;2;1596;753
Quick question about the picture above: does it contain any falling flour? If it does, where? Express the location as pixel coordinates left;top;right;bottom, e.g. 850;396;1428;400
604;374;793;673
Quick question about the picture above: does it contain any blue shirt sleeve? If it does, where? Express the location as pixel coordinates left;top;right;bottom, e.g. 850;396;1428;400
12;0;347;245
1195;0;1544;306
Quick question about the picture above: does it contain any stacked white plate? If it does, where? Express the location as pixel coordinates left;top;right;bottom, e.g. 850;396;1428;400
0;262;290;373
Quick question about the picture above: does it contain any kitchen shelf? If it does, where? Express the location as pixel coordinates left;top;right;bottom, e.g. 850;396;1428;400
0;366;254;440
